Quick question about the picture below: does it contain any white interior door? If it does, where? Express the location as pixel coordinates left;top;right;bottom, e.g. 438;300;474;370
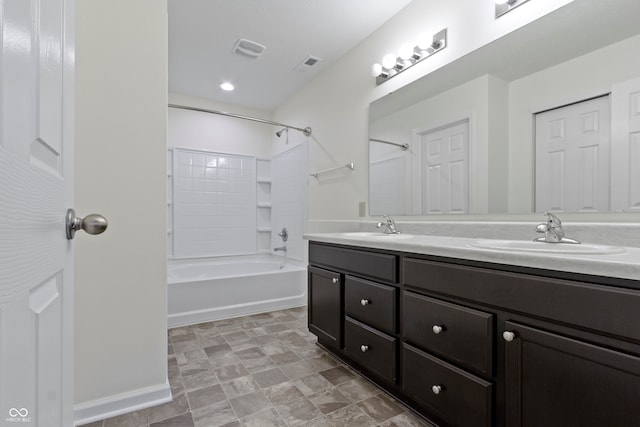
1;0;75;425
535;95;611;213
611;76;640;212
420;120;469;214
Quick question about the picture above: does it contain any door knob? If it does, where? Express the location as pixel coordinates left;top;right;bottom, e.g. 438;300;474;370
66;208;108;239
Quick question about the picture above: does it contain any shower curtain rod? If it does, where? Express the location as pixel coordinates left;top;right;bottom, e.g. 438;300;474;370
168;104;312;136
370;138;409;150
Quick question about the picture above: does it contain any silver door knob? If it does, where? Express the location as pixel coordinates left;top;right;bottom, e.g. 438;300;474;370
360;299;370;306
66;208;108;240
360;345;369;352
431;385;443;395
331;277;339;284
432;325;444;334
503;331;516;342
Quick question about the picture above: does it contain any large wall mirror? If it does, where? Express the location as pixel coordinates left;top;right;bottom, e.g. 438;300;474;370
369;0;640;218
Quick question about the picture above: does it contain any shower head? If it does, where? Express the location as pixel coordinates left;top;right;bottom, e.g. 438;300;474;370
276;127;288;137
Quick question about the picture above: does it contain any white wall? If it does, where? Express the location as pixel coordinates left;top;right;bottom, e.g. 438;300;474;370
168;93;273;158
74;0;169;420
274;0;573;221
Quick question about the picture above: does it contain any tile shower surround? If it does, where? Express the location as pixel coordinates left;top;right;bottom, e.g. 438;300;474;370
173;149;256;258
83;307;431;427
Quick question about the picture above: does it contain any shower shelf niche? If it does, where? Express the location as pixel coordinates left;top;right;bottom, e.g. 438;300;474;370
256;159;272;253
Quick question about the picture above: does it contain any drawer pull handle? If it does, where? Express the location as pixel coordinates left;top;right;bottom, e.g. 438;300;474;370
360;345;369;352
431;385;443;395
503;331;516;342
331;277;339;284
432;325;444;334
360;299;370;306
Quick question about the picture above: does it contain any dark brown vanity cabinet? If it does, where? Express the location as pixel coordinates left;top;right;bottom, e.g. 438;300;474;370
308;241;640;427
308;243;399;384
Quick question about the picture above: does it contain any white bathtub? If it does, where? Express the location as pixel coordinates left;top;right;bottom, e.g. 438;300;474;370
167;255;307;328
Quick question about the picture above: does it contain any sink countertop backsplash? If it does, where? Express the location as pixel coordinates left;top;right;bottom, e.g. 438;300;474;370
360;221;640;249
307;220;640;248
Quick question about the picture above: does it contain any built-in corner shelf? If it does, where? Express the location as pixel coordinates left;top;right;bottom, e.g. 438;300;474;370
256;159;272;253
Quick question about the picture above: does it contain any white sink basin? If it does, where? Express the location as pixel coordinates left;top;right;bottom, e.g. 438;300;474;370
469;239;626;255
341;232;413;239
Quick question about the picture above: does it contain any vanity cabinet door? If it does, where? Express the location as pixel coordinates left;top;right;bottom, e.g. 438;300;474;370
308;266;343;349
503;321;640;427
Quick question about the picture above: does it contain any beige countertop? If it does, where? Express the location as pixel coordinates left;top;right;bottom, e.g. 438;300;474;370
305;232;640;282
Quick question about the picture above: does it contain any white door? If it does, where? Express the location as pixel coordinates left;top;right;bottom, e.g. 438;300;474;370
420;120;469;214
611;76;640;212
535;95;611;213
1;0;75;425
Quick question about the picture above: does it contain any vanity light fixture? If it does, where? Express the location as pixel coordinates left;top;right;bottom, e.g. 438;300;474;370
220;82;234;91
495;0;530;18
371;28;447;85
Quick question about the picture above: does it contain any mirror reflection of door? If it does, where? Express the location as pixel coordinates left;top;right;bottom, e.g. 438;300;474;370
418;120;469;214
535;95;611;213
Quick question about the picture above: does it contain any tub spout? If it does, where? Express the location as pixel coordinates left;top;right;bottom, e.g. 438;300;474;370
273;246;287;253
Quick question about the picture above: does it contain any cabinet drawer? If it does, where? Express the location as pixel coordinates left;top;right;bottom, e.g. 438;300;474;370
404;257;640;341
403;291;493;376
345;317;397;383
345;276;396;335
403;343;492;427
309;243;398;283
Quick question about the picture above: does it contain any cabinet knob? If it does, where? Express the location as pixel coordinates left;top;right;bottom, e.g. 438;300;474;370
360;345;369;352
432;325;444;334
503;331;516;342
360;299;370;306
431;385;443;395
331;277;339;284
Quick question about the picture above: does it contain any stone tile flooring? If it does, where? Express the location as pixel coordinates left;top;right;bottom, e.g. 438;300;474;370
81;306;433;427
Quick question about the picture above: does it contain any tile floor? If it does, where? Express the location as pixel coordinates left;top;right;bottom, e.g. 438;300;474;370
81;306;433;427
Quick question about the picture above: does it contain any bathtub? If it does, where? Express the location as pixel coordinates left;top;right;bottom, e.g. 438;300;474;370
167;254;307;328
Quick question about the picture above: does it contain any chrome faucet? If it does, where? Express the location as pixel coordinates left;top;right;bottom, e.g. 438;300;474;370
273;246;287;253
534;212;580;244
376;215;400;234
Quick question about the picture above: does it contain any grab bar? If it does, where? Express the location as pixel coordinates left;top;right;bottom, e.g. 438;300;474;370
310;162;355;178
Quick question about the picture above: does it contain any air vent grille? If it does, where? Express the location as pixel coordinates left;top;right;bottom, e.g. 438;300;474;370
232;38;266;59
293;55;322;72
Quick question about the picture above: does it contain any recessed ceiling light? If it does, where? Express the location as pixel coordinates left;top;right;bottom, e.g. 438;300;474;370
220;82;234;91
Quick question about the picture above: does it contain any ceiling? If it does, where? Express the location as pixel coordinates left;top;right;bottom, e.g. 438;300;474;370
168;0;414;111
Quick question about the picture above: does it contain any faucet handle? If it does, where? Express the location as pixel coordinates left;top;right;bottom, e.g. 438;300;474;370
545;212;561;227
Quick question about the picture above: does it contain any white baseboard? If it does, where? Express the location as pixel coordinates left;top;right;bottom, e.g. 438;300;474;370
73;381;172;426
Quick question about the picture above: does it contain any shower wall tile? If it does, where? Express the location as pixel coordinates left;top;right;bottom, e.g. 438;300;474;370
172;149;256;258
272;145;308;261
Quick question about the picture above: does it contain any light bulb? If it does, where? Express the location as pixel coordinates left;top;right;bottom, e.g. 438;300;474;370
220;82;234;91
381;53;397;70
398;43;413;60
418;33;434;51
371;63;383;77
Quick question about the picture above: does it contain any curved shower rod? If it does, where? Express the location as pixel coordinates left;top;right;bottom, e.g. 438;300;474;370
168;104;312;136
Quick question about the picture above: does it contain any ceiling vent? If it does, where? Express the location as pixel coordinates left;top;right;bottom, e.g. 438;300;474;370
293;55;322;72
232;38;266;59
